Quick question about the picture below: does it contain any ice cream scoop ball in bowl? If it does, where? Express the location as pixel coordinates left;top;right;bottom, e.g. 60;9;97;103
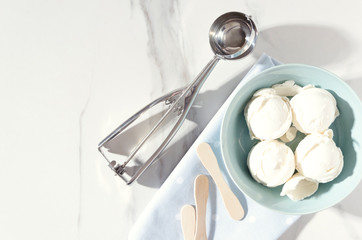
220;64;362;214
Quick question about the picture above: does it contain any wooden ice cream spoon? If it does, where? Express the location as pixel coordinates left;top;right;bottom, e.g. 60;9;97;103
181;205;196;240
194;175;209;240
197;142;245;220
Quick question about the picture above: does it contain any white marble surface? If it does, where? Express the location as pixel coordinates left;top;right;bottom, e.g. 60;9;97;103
1;0;362;239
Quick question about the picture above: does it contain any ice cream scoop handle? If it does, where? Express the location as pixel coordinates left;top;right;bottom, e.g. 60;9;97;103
196;142;244;220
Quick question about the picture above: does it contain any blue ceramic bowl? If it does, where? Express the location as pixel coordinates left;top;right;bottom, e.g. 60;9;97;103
220;64;362;214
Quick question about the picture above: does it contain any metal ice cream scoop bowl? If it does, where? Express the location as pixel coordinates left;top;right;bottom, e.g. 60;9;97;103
98;12;258;184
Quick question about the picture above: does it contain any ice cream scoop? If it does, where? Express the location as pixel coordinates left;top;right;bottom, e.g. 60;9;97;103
290;86;339;134
245;91;292;140
98;12;257;184
247;140;295;187
295;130;343;183
281;172;319;201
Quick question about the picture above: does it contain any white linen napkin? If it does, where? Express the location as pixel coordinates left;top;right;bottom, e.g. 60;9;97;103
129;54;300;240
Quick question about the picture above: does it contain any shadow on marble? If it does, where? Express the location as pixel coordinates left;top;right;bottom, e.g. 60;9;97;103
278;213;315;240
339;180;362;217
135;66;252;188
103;110;167;157
346;77;362;99
253;24;352;66
101;109;171;183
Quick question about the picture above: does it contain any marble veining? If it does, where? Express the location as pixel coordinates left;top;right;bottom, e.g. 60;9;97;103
138;0;191;97
77;68;94;234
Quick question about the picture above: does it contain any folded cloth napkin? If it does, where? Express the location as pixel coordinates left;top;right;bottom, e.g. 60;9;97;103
129;54;299;240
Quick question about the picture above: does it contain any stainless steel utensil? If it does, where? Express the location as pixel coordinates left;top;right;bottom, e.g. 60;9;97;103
98;12;258;184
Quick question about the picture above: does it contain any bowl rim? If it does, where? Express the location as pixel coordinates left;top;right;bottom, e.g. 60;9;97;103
220;63;362;214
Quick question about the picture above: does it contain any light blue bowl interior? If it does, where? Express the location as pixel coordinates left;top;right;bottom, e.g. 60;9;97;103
221;64;362;214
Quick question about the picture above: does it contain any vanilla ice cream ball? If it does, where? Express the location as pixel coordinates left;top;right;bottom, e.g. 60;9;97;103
295;130;343;183
245;90;292;140
248;140;295;187
272;80;302;97
290;86;339;134
281;173;319;201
